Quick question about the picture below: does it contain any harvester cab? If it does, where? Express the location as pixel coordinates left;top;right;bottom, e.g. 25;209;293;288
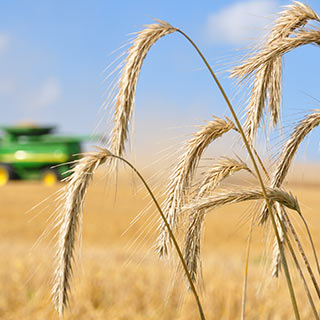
0;125;89;186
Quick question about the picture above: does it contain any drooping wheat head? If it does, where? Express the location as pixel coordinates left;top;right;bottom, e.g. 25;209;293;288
182;186;299;284
260;110;320;223
109;20;177;158
156;117;236;257
52;148;111;315
271;203;287;278
231;1;320;143
183;187;299;214
184;156;252;283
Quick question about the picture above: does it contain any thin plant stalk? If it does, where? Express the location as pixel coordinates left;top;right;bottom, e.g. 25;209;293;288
256;140;320;284
176;29;300;320
261;152;319;314
241;214;255;320
274;208;320;319
285;210;320;300
297;213;320;276
252;146;270;181
108;153;206;320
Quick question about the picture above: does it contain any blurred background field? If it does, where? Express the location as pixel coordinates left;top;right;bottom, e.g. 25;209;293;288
1;1;320;319
0;167;319;320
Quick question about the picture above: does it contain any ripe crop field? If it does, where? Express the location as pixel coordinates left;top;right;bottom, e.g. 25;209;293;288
0;172;319;319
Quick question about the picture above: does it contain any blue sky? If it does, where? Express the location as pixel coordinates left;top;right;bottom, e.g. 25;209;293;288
0;0;319;163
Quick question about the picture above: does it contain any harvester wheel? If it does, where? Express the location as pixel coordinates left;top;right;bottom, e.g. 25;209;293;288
41;168;60;186
0;164;14;186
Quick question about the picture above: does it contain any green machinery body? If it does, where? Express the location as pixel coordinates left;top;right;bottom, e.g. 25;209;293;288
0;126;89;184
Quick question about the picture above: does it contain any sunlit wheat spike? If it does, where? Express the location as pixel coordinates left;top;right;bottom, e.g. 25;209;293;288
184;187;299;214
185;187;299;280
260;110;320;224
243;28;320;72
270;110;320;189
268;1;320;42
110;20;177;157
271;203;287;278
242;63;273;143
199;156;252;196
185;156;252;283
231;1;320;142
184;210;205;283
52;148;111;315
156;117;236;257
232;2;320;79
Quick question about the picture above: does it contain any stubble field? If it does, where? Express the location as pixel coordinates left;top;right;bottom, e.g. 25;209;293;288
0;170;319;319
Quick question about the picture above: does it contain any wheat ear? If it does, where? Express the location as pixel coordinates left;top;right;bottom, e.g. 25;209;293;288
110;20;176;157
231;1;320;142
271;203;287;278
184;187;299;214
260;110;320;223
184;157;252;283
156;117;236;257
183;186;299;286
52;149;111;315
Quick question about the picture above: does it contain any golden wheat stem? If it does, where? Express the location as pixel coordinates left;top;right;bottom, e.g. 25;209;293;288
275;207;320;319
241;214;255;320
286;210;320;300
176;28;300;319
109;153;206;320
252;145;270;181
297;212;320;276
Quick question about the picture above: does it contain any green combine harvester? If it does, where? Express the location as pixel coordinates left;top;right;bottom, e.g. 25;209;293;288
0;125;89;186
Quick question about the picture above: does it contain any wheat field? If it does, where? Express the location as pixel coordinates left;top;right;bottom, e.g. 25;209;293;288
0;170;319;319
1;3;320;318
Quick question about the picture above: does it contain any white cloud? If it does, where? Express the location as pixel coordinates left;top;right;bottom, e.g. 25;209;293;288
0;33;9;54
30;78;61;111
205;0;279;46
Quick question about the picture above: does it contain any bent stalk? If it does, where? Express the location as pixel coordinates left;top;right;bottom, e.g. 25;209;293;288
241;214;255;320
107;152;206;320
176;29;300;319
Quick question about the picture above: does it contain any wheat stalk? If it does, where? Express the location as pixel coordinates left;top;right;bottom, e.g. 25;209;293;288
49;13;317;317
172;26;301;317
52;149;111;315
110;20;176;157
231;1;320;142
184;157;252;282
53;147;207;319
277;205;320;319
156;117;236;257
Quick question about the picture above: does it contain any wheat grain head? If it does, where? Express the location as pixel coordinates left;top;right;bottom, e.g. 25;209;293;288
52;148;111;315
271;203;287;278
260;110;320;224
184;156;252;283
231;1;320;143
156;117;236;257
184;187;299;214
110;20;176;158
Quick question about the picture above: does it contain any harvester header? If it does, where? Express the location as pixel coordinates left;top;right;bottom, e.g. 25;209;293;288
0;125;91;186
